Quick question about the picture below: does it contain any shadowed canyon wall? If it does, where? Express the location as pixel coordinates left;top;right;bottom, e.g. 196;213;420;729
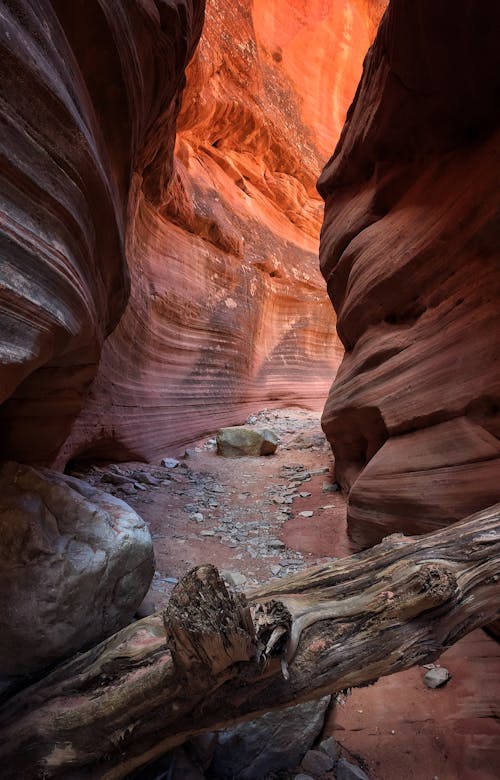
319;0;500;546
0;0;205;463
55;0;384;465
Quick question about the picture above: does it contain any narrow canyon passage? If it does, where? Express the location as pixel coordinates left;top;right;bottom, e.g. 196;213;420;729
66;410;500;780
0;0;499;779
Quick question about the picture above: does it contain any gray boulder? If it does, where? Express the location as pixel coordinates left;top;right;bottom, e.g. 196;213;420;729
216;427;279;457
0;462;154;687
336;758;370;780
208;696;331;779
301;748;335;775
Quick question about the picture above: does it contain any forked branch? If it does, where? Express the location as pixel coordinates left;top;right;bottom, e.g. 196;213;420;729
0;505;499;778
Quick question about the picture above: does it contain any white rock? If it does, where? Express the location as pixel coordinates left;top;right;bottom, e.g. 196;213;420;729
161;457;180;468
423;667;451;688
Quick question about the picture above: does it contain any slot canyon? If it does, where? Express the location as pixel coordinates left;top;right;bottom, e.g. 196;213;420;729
0;1;499;778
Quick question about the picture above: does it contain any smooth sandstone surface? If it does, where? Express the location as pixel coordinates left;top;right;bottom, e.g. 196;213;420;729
0;462;154;684
318;0;500;545
0;0;205;463
57;0;383;466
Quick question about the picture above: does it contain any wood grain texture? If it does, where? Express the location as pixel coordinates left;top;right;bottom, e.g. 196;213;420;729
0;504;498;778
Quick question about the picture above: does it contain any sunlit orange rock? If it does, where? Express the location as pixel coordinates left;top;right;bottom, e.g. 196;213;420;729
60;0;382;465
318;0;500;546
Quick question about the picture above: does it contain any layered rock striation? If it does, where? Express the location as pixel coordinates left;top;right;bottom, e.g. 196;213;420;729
318;0;500;545
58;0;383;465
0;0;205;463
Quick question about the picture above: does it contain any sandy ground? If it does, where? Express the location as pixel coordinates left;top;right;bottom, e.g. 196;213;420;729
71;408;500;780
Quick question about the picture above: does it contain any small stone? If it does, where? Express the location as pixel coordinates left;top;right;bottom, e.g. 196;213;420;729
190;512;204;523
299;510;314;518
120;484;137;495
271;565;282;575
268;539;285;550
423;667;451;688
210;484;225;493
200;530;215;537
161;458;180;468
299;492;311;498
301;748;335;775
164;577;178;584
101;472;133;486
322;480;340;493
133;472;160;486
319;736;337;760
294;775;315;780
336;758;370;780
221;571;247;588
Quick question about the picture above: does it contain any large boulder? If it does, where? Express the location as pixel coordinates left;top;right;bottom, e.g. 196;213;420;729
208;696;331;779
0;462;154;688
216;427;279;457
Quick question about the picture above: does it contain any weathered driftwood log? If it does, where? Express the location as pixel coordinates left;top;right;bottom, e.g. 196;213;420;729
0;505;499;778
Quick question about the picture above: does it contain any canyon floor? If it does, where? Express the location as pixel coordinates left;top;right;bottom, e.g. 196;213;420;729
71;409;500;780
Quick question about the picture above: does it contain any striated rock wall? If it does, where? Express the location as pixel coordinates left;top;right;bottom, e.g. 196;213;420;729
58;0;383;465
318;0;500;546
0;0;205;463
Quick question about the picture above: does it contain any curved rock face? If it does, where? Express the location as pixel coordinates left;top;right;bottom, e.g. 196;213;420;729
318;1;500;546
0;462;154;687
0;0;205;463
58;0;383;465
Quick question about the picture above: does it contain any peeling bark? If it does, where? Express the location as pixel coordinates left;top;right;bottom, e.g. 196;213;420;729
0;505;499;778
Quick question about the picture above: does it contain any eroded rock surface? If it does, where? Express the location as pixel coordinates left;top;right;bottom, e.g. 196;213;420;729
0;0;205;463
0;462;154;686
318;0;500;545
59;0;384;465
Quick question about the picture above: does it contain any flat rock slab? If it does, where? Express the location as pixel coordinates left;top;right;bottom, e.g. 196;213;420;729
301;748;335;775
216;427;279;457
209;696;331;779
336;758;370;780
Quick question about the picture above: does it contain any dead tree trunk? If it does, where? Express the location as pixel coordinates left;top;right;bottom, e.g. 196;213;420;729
1;504;499;778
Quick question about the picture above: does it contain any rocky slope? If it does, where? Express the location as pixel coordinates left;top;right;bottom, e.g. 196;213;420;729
0;0;205;463
57;0;384;466
318;0;500;546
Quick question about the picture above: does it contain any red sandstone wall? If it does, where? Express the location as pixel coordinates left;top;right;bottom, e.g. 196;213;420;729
318;0;500;546
57;0;382;465
0;0;205;462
